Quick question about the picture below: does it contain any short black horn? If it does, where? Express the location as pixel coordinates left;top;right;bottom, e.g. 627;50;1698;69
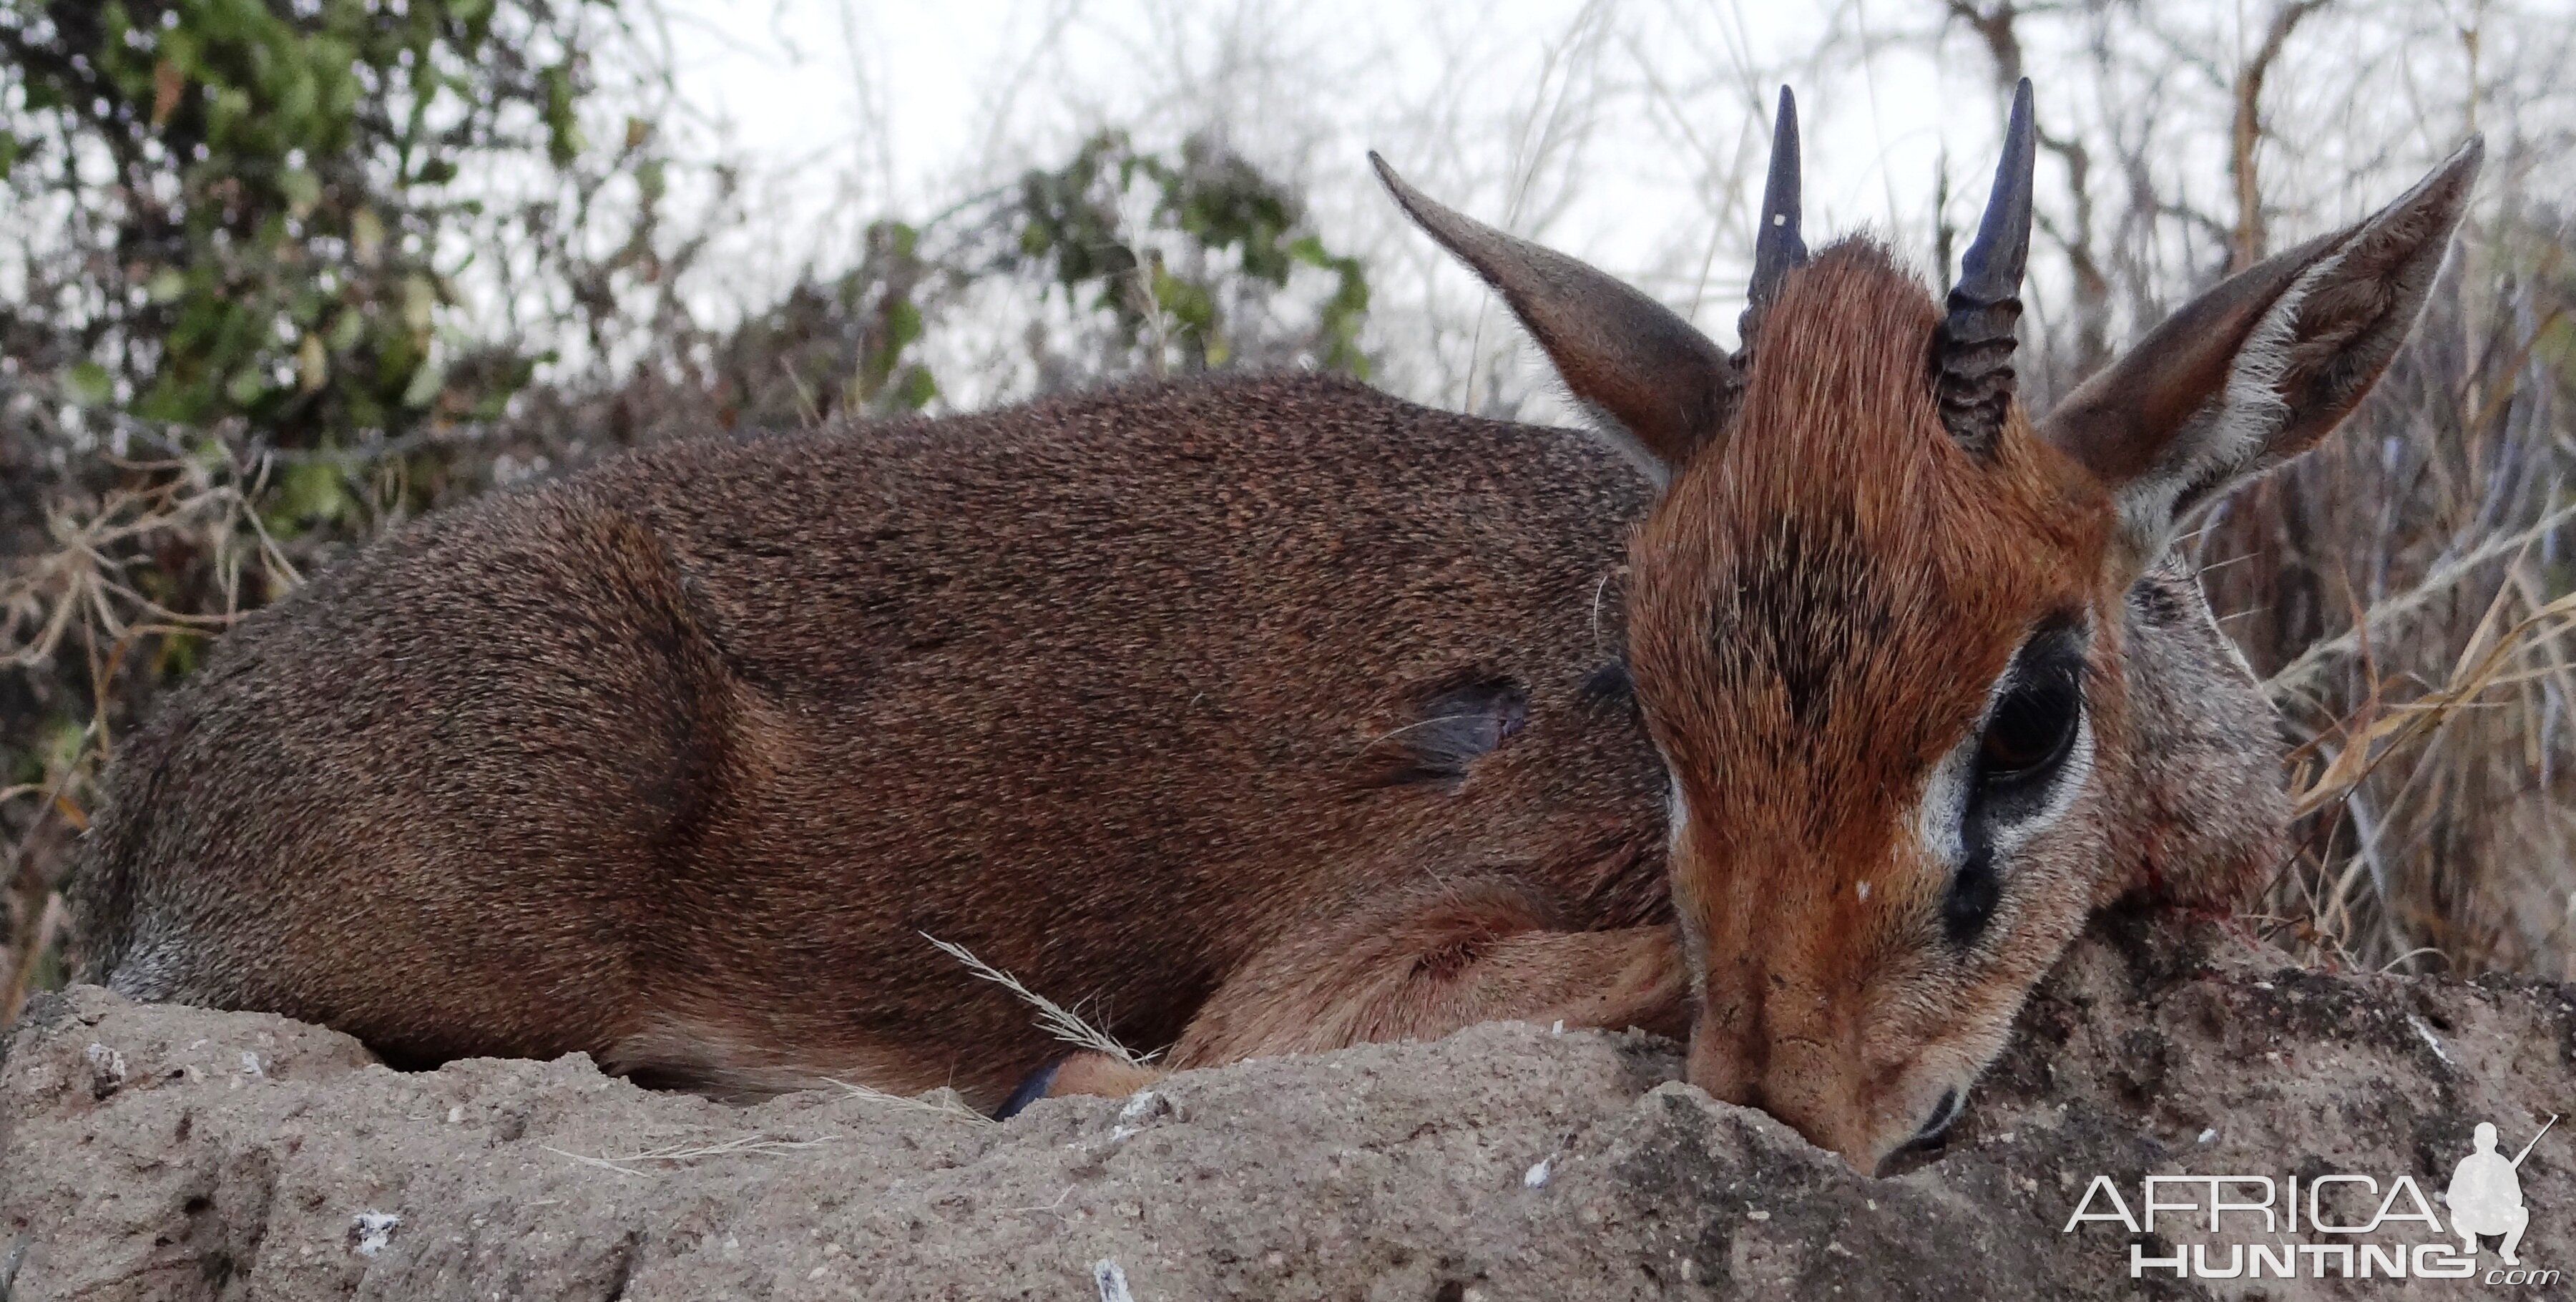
1935;77;2037;454
1745;86;1808;320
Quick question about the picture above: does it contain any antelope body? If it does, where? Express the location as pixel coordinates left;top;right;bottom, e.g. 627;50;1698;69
69;84;2479;1170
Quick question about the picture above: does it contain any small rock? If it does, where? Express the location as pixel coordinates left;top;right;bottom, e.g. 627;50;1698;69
1094;1258;1136;1302
351;1211;400;1258
82;1044;126;1100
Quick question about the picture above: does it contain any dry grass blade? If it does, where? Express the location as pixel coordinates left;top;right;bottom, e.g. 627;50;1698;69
539;1132;836;1178
919;931;1147;1066
2288;588;2576;821
2265;498;2576;704
826;1077;994;1126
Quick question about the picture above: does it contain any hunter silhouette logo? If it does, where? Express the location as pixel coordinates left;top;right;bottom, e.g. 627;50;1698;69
2062;1112;2561;1284
2449;1116;2552;1265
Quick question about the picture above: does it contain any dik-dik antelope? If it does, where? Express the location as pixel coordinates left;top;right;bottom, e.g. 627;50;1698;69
69;82;2479;1172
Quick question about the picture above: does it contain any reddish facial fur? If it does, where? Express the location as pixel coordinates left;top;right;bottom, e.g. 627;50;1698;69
1630;243;2117;1157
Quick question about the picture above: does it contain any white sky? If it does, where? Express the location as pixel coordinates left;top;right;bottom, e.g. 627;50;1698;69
635;0;1965;411
622;0;2523;413
644;1;1896;320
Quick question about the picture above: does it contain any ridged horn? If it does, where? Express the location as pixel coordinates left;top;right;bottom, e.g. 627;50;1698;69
1745;86;1808;324
1934;77;2037;454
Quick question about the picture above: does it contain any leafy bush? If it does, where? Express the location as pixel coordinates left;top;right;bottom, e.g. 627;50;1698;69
0;0;1371;1022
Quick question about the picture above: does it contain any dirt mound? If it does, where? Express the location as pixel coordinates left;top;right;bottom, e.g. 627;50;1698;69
5;911;2571;1301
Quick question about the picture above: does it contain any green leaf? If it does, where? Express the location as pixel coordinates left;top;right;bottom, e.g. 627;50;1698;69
280;167;321;217
893;366;937;411
261;459;351;538
225;368;270;406
326;309;364;352
153;631;205;680
402;274;436;333
42;718;87;775
64;362;115;406
886;298;923;352
401;356;445;408
351;207;386;265
541;63;579;165
296;333;328;391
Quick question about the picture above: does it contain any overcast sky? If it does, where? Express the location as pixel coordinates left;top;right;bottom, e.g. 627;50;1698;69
633;0;1964;412
643;2;1881;318
625;0;2526;414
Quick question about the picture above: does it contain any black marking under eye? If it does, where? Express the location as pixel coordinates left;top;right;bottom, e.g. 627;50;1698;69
1943;843;2001;946
1946;617;2090;947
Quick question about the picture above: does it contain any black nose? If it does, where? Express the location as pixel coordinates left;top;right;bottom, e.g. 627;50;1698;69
1911;1089;1964;1145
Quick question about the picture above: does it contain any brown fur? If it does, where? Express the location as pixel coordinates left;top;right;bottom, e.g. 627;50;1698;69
70;134;2478;1174
72;375;1678;1107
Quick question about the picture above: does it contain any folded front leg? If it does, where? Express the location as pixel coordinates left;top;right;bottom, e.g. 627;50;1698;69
1022;878;1685;1107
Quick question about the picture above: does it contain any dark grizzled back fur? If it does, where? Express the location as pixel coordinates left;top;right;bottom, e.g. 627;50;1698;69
69;371;1672;1100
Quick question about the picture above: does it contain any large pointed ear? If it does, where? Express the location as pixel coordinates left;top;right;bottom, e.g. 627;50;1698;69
1371;153;1733;482
2041;138;2482;576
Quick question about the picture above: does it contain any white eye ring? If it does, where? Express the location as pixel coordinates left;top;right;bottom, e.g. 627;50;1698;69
1918;630;2100;872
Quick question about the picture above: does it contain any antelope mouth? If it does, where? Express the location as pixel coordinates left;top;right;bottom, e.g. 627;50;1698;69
1874;1087;1967;1175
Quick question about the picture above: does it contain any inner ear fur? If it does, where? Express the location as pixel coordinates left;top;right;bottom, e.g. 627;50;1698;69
2039;138;2483;575
1371;154;1734;481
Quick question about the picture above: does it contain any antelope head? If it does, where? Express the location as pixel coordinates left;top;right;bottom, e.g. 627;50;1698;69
1376;84;2481;1171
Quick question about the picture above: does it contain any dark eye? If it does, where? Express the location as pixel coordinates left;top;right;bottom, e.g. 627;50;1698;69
1946;625;2089;949
1977;668;2080;780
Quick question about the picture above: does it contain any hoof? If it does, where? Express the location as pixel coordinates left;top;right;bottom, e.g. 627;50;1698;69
994;1057;1064;1120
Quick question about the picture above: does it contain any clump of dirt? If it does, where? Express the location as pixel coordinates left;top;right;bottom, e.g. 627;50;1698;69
5;909;2571;1301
